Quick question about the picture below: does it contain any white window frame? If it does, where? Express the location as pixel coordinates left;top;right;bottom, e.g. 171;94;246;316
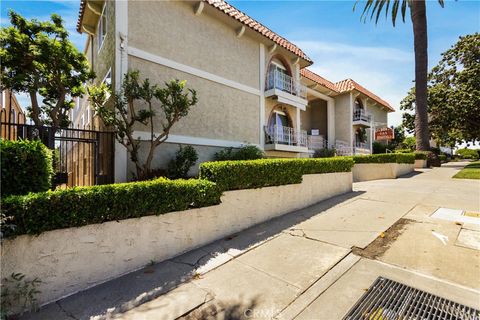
97;3;107;52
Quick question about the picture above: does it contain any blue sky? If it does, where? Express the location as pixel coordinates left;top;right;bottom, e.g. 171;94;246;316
1;0;479;126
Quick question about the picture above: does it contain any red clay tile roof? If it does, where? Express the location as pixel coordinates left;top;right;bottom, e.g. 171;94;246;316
77;0;312;63
205;0;312;64
335;78;395;112
300;69;338;93
76;0;86;33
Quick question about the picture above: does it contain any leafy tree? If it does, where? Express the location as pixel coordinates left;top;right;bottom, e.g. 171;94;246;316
354;0;446;151
0;11;94;127
401;33;480;146
88;70;198;180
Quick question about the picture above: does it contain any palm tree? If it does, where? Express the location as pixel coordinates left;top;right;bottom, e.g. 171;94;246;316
354;0;445;151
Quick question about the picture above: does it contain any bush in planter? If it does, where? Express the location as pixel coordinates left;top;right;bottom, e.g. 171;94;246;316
352;153;415;164
0;139;53;196
1;177;222;237
427;152;441;167
199;157;354;191
214;145;264;161
414;151;429;160
313;148;336;158
456;148;479;159
167;145;198;179
439;154;447;162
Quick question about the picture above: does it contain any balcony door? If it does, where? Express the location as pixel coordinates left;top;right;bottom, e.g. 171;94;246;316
269;110;291;143
268;60;290;92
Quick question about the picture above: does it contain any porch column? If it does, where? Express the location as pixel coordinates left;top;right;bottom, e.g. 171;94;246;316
327;100;335;148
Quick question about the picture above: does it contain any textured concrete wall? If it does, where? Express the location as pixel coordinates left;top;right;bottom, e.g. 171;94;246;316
301;100;327;136
333;93;352;144
128;57;260;144
415;159;427;169
353;163;414;182
128;0;259;89
1;172;352;309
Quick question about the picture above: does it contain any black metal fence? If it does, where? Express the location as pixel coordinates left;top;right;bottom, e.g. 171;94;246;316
1;110;115;188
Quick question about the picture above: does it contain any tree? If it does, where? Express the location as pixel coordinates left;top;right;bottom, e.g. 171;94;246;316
88;70;198;180
401;33;480;146
354;0;446;151
0;11;94;127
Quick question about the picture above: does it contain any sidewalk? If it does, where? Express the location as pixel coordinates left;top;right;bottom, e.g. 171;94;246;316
22;162;480;320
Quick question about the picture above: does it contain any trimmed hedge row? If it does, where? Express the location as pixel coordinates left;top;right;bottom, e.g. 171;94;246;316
199;157;354;191
1;139;53;196
1;178;222;237
414;151;429;160
352;153;415;164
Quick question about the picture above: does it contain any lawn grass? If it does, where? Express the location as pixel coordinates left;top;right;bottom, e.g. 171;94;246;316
453;161;480;179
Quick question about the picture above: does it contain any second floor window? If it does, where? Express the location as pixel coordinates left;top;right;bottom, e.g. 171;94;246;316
97;4;107;50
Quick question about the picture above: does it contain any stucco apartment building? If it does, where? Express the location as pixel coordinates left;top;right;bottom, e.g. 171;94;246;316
76;0;394;181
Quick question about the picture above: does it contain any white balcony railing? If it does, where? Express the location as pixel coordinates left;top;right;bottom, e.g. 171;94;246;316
353;110;372;123
335;140;353;156
266;70;307;99
265;125;308;147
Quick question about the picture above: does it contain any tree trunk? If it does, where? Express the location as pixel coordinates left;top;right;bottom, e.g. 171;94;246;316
410;0;430;151
29;91;42;126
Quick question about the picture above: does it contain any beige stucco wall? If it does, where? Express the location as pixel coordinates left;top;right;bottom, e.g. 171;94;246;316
301;99;327;136
367;102;388;128
353;163;414;182
128;0;259;89
129;56;260;144
1;172;352;310
333;93;352;145
127;142;226;178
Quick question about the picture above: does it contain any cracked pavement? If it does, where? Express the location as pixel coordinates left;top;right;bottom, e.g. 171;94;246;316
20;162;480;320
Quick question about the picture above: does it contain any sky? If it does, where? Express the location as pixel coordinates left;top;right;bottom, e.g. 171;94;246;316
1;0;479;127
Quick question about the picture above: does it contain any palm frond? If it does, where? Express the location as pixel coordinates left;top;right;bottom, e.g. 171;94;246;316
391;0;400;26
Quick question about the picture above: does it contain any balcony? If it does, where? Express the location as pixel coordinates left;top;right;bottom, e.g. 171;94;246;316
354;142;371;155
265;70;308;110
353;110;372;127
264;125;308;153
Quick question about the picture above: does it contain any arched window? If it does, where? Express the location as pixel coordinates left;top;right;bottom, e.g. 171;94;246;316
268;108;292;129
354;98;364;112
267;56;293;93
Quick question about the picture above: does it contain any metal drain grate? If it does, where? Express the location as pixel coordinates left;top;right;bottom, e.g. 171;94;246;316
343;277;480;320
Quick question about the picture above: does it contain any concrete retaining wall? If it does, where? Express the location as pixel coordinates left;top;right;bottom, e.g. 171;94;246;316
1;172;352;308
415;159;427;168
353;163;415;182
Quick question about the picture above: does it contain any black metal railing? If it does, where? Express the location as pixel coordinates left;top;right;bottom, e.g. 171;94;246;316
1;110;115;188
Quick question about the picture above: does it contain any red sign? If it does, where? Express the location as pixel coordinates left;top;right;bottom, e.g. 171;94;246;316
375;127;394;141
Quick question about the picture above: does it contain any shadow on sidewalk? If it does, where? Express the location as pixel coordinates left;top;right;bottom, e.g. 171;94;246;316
20;191;364;320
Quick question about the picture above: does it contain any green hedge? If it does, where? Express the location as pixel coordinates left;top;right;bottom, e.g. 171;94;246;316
1;139;53;196
352;153;415;164
1;178;221;237
414;151;429;160
199;157;354;191
456;148;479;159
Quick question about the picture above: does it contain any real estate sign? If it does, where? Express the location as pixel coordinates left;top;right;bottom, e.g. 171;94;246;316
375;127;394;141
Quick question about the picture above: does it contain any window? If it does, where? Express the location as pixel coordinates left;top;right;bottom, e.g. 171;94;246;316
268;58;292;93
354;99;364;111
97;4;107;50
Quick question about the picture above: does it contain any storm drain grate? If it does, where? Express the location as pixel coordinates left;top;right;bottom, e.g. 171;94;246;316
343;277;480;320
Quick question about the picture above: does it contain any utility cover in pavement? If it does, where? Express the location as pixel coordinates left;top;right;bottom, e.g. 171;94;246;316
343;277;479;319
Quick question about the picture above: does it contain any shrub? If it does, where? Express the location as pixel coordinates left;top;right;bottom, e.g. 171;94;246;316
394;149;412;154
439;154;447;162
199;157;354;191
167;145;198;179
1;178;222;237
352;153;415;164
313;148;335;158
372;142;387;154
456;148;479;159
214;145;264;161
427;152;441;167
414;151;429;160
0;139;53;196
